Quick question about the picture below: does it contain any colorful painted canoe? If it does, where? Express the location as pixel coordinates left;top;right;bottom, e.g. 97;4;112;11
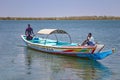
21;29;114;60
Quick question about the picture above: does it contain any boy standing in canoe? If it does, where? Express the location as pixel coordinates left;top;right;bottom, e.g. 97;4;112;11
25;24;34;40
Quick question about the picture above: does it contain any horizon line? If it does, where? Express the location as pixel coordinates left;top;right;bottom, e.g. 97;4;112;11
0;15;120;18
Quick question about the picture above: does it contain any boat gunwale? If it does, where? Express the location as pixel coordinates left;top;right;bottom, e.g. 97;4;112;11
21;35;96;49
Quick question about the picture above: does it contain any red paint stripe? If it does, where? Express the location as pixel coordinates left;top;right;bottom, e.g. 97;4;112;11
63;50;74;52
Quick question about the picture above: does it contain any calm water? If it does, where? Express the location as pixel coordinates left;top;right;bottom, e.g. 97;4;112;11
0;20;120;80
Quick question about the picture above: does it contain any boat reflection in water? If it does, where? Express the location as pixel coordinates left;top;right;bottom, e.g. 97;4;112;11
23;47;112;80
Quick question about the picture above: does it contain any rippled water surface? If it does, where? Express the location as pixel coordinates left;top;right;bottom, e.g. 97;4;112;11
0;20;120;80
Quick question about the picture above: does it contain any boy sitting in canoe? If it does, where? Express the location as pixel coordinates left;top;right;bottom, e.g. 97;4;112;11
81;33;95;46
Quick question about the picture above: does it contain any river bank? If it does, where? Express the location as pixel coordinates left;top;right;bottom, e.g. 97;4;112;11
0;16;120;20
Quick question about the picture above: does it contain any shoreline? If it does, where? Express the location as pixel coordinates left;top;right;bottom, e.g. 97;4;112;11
0;16;120;20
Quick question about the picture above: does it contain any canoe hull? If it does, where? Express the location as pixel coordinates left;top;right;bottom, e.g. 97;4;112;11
28;44;112;60
21;35;113;60
27;43;112;60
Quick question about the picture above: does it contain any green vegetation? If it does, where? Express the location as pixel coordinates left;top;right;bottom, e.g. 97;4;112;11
0;16;120;20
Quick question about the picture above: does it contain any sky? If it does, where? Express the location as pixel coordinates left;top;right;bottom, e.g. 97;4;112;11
0;0;120;17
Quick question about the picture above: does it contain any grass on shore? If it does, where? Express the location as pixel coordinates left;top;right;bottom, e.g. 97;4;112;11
0;16;120;20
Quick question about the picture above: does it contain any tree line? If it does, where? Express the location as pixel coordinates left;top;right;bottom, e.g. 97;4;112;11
0;16;120;20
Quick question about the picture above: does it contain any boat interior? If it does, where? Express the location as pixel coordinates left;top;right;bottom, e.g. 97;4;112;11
24;36;78;46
